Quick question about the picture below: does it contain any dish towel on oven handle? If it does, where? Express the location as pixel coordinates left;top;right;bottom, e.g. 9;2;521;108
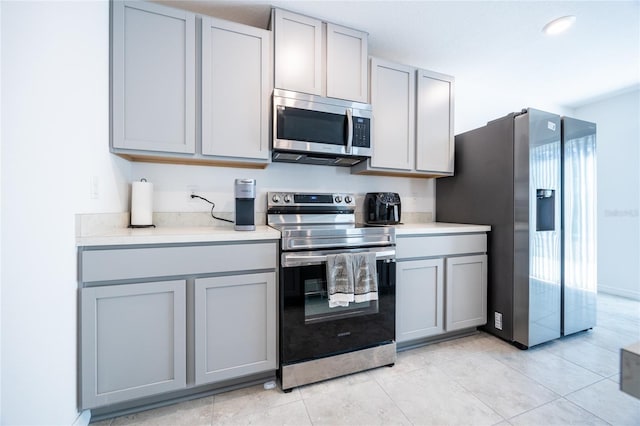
326;253;354;308
352;252;378;303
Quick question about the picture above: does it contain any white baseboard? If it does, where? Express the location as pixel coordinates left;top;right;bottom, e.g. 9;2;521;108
72;409;91;426
599;285;640;301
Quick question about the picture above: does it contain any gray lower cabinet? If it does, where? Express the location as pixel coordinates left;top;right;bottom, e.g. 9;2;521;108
80;280;187;409
396;259;444;342
396;233;488;345
194;273;276;385
445;255;488;332
78;241;278;411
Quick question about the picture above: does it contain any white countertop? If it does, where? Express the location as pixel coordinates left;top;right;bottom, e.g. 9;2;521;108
76;225;281;247
76;220;490;247
395;222;491;235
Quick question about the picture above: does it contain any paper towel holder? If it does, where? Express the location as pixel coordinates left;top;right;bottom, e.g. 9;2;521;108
129;178;156;229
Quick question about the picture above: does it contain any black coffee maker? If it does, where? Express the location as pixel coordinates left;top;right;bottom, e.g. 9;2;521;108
234;179;256;231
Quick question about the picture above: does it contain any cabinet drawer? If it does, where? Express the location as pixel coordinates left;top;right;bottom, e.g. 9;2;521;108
396;234;486;259
81;243;277;283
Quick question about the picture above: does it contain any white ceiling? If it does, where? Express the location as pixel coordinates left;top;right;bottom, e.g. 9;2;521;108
158;0;640;132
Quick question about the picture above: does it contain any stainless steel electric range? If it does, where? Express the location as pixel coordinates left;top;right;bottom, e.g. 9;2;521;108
267;192;397;391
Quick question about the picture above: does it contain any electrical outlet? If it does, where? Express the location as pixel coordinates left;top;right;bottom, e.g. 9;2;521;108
187;185;199;202
494;312;503;330
90;176;99;199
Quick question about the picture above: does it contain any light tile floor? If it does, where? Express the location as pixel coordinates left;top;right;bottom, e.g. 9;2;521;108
93;293;640;425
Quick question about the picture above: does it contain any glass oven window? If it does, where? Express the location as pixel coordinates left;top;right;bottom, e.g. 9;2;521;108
302;271;378;324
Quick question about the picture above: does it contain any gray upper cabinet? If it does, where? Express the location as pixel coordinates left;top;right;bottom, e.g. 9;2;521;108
111;2;271;167
111;1;196;154
326;23;369;102
80;280;187;409
201;17;271;162
352;60;455;178
272;8;368;102
369;58;415;171
416;69;455;174
273;8;323;95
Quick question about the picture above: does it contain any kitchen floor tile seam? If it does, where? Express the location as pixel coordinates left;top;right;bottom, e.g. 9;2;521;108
414;359;516;424
563;377;617;404
504;396;613;425
299;376;414;426
538;337;621;373
562;327;640;353
368;373;426;426
560;376;622;423
487;341;611;395
595;324;640;340
298;395;316;426
473;349;570;399
441;350;566;419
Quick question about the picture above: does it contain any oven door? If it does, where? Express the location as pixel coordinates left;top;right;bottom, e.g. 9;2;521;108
280;247;396;364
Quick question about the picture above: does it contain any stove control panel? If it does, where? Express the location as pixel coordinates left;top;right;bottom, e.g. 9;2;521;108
267;192;356;207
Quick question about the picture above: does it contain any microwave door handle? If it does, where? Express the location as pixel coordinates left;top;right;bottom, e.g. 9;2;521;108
346;108;353;154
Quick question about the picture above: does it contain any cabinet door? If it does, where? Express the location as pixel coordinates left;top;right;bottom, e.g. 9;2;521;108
396;259;444;342
326;23;368;102
80;281;187;409
273;9;322;95
201;17;271;161
111;1;195;154
369;58;416;171
194;273;276;385
445;255;488;331
416;69;455;174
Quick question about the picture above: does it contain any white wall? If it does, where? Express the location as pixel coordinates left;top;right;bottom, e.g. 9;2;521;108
1;1;129;424
133;162;433;219
573;87;640;300
0;2;430;424
0;1;633;424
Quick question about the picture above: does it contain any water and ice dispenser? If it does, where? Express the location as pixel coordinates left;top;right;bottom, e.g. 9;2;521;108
536;189;555;231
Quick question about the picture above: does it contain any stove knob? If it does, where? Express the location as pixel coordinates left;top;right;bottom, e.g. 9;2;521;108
271;194;280;203
334;195;342;203
345;195;353;204
283;194;291;203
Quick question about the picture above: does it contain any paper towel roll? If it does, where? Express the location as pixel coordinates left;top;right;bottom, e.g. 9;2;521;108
131;179;153;226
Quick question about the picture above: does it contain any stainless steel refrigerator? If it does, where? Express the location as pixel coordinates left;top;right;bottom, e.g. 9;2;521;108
436;108;596;348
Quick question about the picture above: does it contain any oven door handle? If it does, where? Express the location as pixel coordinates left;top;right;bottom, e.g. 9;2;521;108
281;249;396;267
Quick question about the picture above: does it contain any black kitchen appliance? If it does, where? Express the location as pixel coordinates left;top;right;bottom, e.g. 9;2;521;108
267;192;396;391
365;192;401;225
234;178;256;231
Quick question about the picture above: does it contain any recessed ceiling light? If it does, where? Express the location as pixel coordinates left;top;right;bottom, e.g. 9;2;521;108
543;15;576;35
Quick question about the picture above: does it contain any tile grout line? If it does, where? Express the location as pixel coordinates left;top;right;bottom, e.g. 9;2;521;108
561;382;617;425
373;369;418;426
428;360;508;424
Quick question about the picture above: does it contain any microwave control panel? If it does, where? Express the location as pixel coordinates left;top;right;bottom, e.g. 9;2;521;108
352;117;371;148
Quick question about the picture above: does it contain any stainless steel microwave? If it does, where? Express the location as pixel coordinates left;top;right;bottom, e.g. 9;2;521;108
272;89;372;166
